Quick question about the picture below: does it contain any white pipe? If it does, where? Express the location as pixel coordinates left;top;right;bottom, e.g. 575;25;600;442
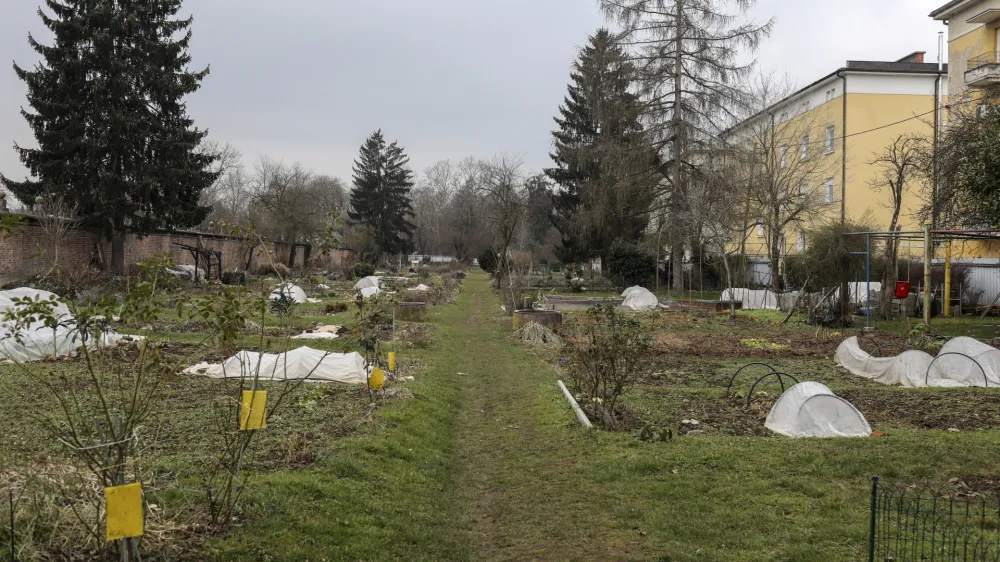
557;380;593;429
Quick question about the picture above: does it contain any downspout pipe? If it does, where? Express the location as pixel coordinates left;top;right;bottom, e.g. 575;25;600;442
838;70;847;225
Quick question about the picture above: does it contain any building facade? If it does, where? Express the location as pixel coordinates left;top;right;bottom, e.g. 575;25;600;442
729;54;946;264
931;0;1000;100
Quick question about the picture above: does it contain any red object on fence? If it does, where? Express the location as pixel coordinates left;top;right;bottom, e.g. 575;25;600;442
894;281;911;299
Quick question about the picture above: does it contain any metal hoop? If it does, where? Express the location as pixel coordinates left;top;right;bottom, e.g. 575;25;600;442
726;362;778;394
746;372;800;408
924;352;989;388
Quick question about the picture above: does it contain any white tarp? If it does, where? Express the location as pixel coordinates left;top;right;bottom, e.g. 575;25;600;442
270;283;308;304
843;282;883;306
0;288;138;362
621;286;659;311
165;264;204;282
720;288;779;310
292;325;341;340
835;336;1000;387
765;382;872;438
409;284;431;292
935;337;1000;386
354;276;381;298
183;346;367;384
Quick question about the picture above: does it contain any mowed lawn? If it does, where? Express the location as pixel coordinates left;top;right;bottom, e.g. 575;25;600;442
203;272;1000;561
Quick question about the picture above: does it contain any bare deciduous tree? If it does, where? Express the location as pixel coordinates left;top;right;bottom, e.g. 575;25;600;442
481;155;526;314
34;194;79;276
869;134;922;318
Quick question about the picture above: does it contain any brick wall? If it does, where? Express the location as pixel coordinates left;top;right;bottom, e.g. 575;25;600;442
0;219;309;277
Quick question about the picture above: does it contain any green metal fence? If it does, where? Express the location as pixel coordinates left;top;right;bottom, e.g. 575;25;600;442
869;476;1000;561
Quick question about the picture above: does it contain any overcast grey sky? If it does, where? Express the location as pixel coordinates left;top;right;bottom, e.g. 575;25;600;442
0;0;948;185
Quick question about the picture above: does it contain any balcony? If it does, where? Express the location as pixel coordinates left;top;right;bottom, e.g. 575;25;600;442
966;52;1000;88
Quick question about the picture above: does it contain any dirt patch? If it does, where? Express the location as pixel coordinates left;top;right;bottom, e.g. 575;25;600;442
838;389;1000;430
649;331;841;359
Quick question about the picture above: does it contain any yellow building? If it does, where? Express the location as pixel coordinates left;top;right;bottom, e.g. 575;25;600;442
931;0;1000;100
729;53;946;263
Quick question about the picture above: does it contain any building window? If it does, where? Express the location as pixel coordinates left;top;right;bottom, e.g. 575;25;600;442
801;135;809;160
825;126;836;154
825;178;835;203
780;145;788;168
757;220;765;237
798;230;805;252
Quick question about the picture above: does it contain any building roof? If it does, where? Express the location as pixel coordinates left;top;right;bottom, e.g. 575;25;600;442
724;58;947;137
930;0;974;19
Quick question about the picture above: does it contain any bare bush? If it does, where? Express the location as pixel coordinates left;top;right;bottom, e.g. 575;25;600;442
564;303;651;430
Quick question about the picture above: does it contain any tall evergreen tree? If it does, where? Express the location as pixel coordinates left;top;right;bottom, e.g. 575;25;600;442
348;130;416;257
600;0;773;291
2;0;218;274
545;29;661;265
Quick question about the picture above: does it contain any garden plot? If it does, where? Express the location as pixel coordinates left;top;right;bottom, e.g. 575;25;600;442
559;305;1000;439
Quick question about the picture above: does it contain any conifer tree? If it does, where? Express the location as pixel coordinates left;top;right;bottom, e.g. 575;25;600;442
545;29;661;265
348;130;416;257
2;0;218;274
600;0;773;291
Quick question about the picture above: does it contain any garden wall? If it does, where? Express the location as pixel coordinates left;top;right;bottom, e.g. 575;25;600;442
0;218;311;278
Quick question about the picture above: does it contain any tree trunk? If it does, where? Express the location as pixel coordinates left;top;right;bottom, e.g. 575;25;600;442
110;230;126;276
770;234;781;294
670;0;685;294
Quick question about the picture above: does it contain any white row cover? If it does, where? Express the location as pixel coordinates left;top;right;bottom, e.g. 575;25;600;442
845;282;883;306
765;382;872;438
621;286;659;311
835;336;1000;387
354;276;381;298
269;283;308;304
0;288;138;362
183;346;367;384
720;288;779;310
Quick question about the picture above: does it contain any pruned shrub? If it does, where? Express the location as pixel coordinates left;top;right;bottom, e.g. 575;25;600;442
354;262;376;278
607;239;655;290
563;303;651;430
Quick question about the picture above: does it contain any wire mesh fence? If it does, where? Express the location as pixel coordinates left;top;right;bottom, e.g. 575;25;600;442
870;476;1000;561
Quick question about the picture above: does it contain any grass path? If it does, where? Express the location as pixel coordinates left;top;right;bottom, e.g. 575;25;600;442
442;275;643;561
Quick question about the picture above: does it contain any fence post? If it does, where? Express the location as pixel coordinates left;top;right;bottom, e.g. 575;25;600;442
869;475;879;562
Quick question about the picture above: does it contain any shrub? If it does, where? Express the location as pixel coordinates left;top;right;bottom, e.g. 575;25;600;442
354;262;376;278
564;303;651;430
325;302;348;314
270;291;297;316
256;262;291;278
478;248;499;274
607;239;655;289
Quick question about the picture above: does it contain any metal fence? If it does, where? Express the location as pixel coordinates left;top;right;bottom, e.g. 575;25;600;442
869;476;1000;561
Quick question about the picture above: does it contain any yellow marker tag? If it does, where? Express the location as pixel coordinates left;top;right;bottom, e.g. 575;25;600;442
240;390;267;430
369;368;385;391
388;352;397;371
105;482;143;541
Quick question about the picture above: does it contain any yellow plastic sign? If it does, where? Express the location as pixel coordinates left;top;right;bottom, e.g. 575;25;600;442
369;368;385;391
388;352;397;371
240;390;268;430
105;482;143;541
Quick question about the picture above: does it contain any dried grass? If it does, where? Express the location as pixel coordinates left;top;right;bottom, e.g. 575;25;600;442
508;323;563;346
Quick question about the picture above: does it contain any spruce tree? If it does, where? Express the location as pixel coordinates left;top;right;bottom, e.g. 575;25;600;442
2;0;218;274
348;130;416;257
545;29;660;265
